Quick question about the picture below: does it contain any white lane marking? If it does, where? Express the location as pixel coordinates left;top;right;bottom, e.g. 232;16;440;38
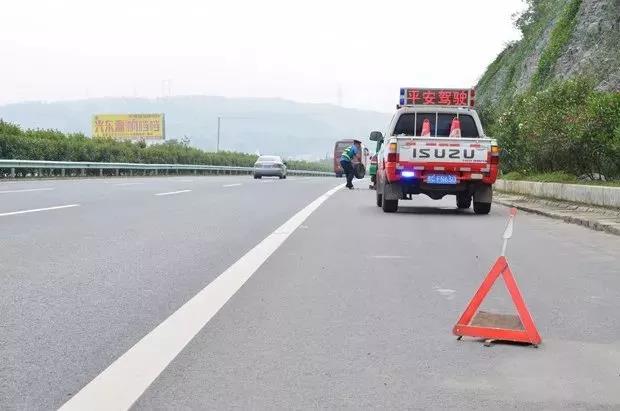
176;179;194;182
222;183;242;187
433;286;456;300
0;204;79;217
261;180;275;183
369;255;410;259
154;190;192;196
115;182;143;186
0;188;54;194
59;184;342;411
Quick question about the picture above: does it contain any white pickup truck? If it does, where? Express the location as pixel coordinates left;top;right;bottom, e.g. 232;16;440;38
372;88;500;214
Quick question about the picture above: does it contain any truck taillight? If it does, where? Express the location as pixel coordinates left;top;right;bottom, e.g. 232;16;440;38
387;142;399;162
490;145;500;164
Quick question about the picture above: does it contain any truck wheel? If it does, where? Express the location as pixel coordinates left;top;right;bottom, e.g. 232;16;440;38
473;202;491;215
382;199;398;213
376;190;383;207
456;193;472;209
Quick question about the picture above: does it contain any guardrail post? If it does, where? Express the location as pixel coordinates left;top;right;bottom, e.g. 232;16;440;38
194;169;197;175
115;169;119;176
10;167;15;178
61;169;65;177
99;169;103;177
130;170;133;176
81;168;86;177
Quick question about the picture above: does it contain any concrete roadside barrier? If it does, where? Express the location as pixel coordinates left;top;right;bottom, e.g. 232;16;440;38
495;179;620;209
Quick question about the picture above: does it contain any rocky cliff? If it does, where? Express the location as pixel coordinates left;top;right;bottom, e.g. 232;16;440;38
476;0;620;109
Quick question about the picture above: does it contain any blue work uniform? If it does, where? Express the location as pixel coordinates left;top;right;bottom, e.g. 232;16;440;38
340;145;359;188
340;145;359;163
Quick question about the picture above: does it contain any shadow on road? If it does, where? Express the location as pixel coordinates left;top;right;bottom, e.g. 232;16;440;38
395;206;475;215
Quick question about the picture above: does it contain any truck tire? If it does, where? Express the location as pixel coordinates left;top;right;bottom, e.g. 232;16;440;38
376;190;383;207
382;198;398;213
456;193;472;209
354;163;365;179
473;202;491;215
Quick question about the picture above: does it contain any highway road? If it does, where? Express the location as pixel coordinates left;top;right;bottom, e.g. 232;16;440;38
1;175;619;410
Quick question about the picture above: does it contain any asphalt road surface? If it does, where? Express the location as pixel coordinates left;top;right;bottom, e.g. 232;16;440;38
1;176;619;410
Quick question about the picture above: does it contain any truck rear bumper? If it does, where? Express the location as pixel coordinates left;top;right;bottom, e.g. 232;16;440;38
383;179;492;201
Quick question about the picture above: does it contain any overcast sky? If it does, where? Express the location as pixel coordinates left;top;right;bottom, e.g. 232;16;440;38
1;0;524;112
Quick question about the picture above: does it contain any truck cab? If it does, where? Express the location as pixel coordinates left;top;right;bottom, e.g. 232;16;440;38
373;87;500;214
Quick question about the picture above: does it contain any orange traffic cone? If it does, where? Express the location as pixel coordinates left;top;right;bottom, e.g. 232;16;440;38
421;118;431;137
449;117;461;137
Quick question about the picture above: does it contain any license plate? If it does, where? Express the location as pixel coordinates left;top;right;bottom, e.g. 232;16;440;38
427;174;457;184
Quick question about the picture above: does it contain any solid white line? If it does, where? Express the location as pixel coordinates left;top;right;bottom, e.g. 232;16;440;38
0;204;79;217
0;188;54;194
115;182;143;186
222;183;242;187
153;190;192;196
369;255;411;259
59;184;342;411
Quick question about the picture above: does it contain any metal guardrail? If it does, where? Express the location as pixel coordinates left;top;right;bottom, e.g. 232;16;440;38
0;159;334;178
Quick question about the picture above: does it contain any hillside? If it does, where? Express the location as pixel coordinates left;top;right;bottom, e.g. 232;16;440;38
0;96;390;160
474;0;620;180
476;0;619;109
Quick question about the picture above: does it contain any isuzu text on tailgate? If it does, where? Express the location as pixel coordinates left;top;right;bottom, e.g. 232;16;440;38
372;87;500;214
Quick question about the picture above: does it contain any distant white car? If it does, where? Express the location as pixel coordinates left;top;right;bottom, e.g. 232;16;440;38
253;155;287;179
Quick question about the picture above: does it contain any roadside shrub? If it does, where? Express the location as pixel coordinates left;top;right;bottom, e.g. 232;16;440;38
0;120;332;172
487;78;620;179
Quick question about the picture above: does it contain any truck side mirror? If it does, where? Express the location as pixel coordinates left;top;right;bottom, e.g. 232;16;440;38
369;131;383;141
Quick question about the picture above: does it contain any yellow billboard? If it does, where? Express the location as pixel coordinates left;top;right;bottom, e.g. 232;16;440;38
92;114;165;140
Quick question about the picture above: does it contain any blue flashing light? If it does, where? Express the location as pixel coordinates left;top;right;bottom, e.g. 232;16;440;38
401;170;416;178
400;88;406;97
399;98;405;105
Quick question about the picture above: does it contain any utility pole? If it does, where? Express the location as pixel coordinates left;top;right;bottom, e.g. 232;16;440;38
337;84;343;106
217;116;221;152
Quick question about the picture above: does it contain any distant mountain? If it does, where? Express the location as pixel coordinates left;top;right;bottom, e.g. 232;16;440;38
0;96;390;159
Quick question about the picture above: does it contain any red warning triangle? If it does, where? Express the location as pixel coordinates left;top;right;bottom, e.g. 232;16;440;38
453;256;541;346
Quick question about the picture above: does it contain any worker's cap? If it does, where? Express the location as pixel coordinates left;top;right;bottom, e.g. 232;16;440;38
353;139;362;144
